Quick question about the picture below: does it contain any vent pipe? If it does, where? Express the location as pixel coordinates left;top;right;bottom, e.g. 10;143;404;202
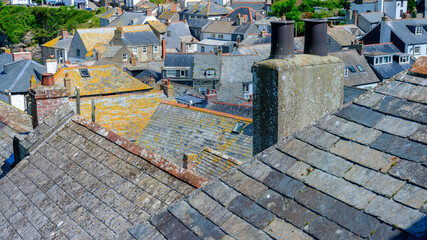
303;19;328;56
269;20;295;59
41;73;55;86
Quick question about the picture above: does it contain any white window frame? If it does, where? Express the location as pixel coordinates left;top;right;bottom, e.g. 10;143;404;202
142;46;147;53
374;55;392;65
218;34;224;39
416;27;422;35
133;47;138;55
164;69;177;77
180;70;186;77
154;45;159;53
344;67;349;77
399;55;409;64
414;46;421;55
123;53;128;61
206;70;215;77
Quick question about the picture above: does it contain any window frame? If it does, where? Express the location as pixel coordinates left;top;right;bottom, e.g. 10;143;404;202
415;27;422;35
122;53;128;61
414;46;421;55
154;45;159;52
133;47;138;55
206;70;215;77
142;46;147;53
356;65;365;72
348;65;357;73
344;67;349;77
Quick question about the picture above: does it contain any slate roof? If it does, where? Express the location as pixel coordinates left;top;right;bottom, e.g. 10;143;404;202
193;53;221;79
136;101;253;169
364;42;401;54
121;31;160;46
327;27;358;47
0;104;205;239
107;12;149;27
187;19;212;29
147;20;167;34
52;65;152;97
99;7;119;19
232;44;270;59
195;147;243;180
0;59;45;94
241;34;271;45
0;53;12;73
359;12;383;24
69;91;170;141
158;11;178;20
205;102;253;119
124;62;427;240
329;49;380;87
75;27;117;53
384;18;427;45
164;53;195;75
182;1;232;16
223;7;264;23
42;36;73;50
203;21;256;35
254;16;280;26
343;86;368;104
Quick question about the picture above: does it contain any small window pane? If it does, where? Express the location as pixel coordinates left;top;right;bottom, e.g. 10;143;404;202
356;65;365;72
348;66;356;73
133;47;138;54
123;54;128;61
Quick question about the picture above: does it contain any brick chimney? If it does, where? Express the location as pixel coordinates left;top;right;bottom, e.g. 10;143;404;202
146;9;152;16
148;75;155;86
162;39;166;59
12;50;31;61
252;18;344;154
183;153;198;171
29;73;69;128
58;29;69;39
180;40;186;53
205;89;218;103
161;78;173;97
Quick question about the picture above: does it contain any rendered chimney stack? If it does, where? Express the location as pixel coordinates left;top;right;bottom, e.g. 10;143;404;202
162;39;166;59
30;75;37;87
12;50;31;61
270;20;295;59
30;73;69;128
180;40;186;53
114;27;124;40
148;75;155;86
183;153;198;171
353;10;358;26
45;59;58;74
130;54;137;66
252;17;344;154
304;19;328;56
63;73;72;95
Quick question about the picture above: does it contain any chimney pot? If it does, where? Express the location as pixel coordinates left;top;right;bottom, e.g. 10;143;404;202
20;48;23;52
41;73;55;86
269;20;295;59
303;19;328;56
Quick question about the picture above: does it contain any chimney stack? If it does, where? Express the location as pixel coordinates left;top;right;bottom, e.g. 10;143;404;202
161;78;173;97
12;50;32;61
205;89;218;103
45;59;58;74
29;73;69;128
58;29;69;39
180;40;186;53
130;54;137;66
304;19;328;56
162;39;167;59
148;75;155;86
146;9;152;16
252;17;344;154
353;10;358;26
63;73;72;95
114;27;124;40
183;153;198;171
30;75;37;87
270;20;295;59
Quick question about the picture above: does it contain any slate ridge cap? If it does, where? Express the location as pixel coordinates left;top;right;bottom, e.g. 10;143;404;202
71;114;208;188
160;101;253;123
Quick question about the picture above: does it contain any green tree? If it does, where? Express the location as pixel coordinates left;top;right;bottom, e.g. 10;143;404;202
270;0;301;21
408;0;417;13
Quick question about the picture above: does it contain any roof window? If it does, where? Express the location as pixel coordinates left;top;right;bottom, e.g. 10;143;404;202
232;122;245;134
79;69;90;77
356;65;365;72
348;65;356;73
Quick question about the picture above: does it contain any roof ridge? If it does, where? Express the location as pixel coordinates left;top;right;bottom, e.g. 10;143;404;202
161;101;253;122
71;114;208;188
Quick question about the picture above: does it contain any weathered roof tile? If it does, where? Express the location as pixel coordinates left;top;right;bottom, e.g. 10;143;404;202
335;104;385;128
393;183;427;210
364;172;406;197
262;170;305;198
375;115;421;137
303;149;354;177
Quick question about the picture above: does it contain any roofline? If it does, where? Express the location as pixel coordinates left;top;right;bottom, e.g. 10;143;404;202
210;101;253;108
71;114;208;188
365;42;394;46
161;101;253;122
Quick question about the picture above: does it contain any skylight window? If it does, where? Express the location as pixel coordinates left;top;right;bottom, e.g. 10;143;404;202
356;65;365;72
232;122;245;134
79;69;90;77
348;65;356;73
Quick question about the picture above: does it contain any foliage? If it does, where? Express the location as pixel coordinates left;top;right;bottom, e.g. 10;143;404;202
408;0;416;13
270;0;301;21
150;0;166;4
96;7;107;14
0;5;99;44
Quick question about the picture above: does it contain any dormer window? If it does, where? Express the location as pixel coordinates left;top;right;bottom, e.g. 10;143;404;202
344;67;349;77
416;27;422;35
206;69;215;77
399;55;410;64
123;53;128;61
374;55;392;65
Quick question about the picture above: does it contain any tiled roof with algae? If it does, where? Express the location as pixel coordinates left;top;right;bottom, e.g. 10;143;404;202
54;65;152;96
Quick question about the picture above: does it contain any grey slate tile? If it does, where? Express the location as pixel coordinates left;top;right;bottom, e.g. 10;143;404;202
343;164;376;186
240;160;274;182
296;126;340;150
374;95;427;124
303;169;376;209
127;222;165;240
331;140;398;171
365;196;427;237
371;133;427;163
206;204;233;226
295;187;381;238
222;171;268;201
203;180;240;207
258;149;297;174
187;191;219;216
318;115;365;140
410;125;427;144
150;211;200;240
282;200;318;229
257;189;290;217
169;202;226;239
263;218;313;240
393;184;427;210
364;172;406;197
369;223;414;240
227;194;275;229
374;115;421;137
262;170;305;198
306;215;359;240
276;138;315;160
335;104;385;128
354;92;384;108
286;161;314;181
303;149;354;177
220;214;253;238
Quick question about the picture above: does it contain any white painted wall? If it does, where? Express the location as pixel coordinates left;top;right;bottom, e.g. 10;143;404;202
10;95;26;112
198;44;220;53
201;33;232;41
407;44;427;58
11;0;32;5
383;0;407;19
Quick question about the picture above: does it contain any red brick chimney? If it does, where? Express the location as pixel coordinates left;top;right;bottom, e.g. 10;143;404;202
162;39;166;59
12;50;32;61
29;73;69;128
161;78;173;97
205;89;218;103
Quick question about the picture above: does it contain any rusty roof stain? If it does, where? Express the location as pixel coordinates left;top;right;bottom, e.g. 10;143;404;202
54;65;152;96
409;56;427;77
